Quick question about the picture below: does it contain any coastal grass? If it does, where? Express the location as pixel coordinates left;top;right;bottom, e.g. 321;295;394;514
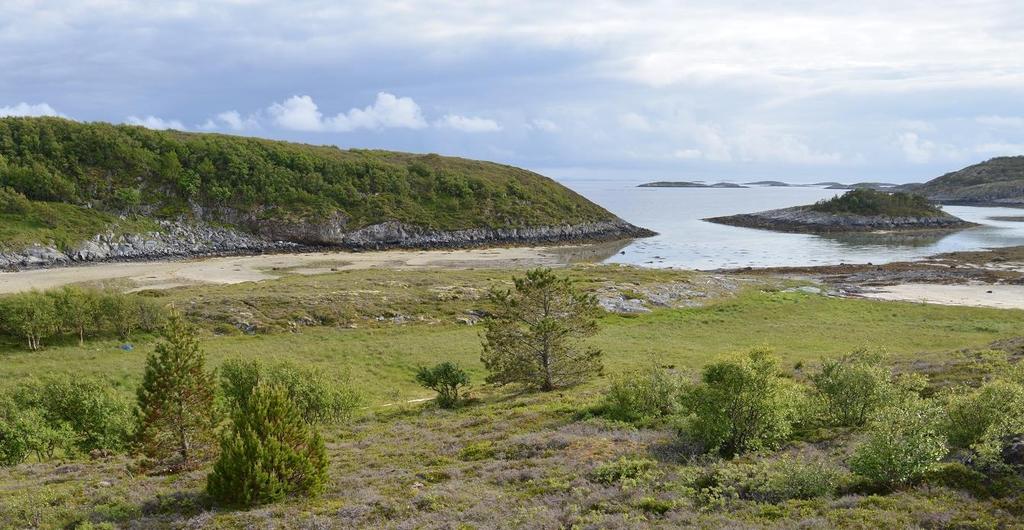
2;271;1021;404
0;198;155;252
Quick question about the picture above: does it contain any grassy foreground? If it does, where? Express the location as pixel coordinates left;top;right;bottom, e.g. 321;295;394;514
1;265;1023;528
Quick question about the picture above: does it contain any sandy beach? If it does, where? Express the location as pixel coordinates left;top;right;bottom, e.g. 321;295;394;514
0;242;627;294
859;283;1024;310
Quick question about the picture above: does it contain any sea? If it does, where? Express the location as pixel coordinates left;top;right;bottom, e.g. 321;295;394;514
565;180;1024;270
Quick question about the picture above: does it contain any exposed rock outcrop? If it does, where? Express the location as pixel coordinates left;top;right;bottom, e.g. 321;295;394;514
704;206;976;234
0;219;655;270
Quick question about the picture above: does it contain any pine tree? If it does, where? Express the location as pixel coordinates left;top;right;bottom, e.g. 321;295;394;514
207;382;329;507
136;312;217;472
481;268;603;391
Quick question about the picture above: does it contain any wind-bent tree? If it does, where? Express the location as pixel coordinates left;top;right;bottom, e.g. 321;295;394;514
136;312;217;473
481;268;603;391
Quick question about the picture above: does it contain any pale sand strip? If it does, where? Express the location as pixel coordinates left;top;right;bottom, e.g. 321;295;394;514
0;242;627;294
859;283;1024;310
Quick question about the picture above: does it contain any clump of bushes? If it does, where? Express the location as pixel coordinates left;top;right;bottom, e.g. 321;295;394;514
0;286;167;350
415;361;470;408
0;375;134;463
591;457;662;488
596;364;684;425
849;396;948;488
207;383;329;507
219;358;361;424
687;456;848;505
810;348;896;427
683;348;802;457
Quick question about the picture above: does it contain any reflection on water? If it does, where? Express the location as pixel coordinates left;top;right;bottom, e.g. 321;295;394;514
560;179;1024;269
815;229;961;249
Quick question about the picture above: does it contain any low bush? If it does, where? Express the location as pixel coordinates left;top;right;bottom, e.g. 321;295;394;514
13;375;134;454
415;362;470;408
683;347;802;457
0;396;74;465
849;397;948;488
207;383;329;507
597;364;684;424
687;456;847;505
810;348;895;427
944;379;1024;450
219;358;360;424
591;456;662;488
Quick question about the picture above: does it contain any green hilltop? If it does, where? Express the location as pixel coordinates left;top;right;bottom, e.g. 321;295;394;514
910;156;1024;205
0;117;629;251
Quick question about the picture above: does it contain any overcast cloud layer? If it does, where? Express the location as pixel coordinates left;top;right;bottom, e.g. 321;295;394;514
1;0;1022;182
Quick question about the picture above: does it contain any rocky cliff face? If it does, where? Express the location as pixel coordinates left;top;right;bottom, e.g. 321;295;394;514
705;206;976;234
0;219;654;270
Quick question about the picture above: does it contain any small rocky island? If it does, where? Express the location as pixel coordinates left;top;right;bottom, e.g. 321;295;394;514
638;181;746;188
704;189;977;233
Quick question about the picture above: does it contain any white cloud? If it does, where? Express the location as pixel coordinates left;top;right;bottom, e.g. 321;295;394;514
0;102;64;118
692;125;733;162
896;132;935;163
619;112;651;131
268;92;427;132
199;110;259;131
673;148;702;159
126;115;186;130
734;130;843;165
529;118;559;132
434;114;502;132
973;142;1024;156
976;115;1024;128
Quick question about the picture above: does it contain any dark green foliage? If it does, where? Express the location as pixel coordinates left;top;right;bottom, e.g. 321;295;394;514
810;348;896;427
689;456;847;504
0;117;613;235
481;268;603;391
683;348;801;457
13;376;133;454
810;189;943;216
136;313;218;472
207;383;329;507
415;362;470;408
849;396;948;488
597;364;684;424
219;358;360;424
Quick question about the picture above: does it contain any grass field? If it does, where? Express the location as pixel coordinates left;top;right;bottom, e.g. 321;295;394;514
1;265;1022;528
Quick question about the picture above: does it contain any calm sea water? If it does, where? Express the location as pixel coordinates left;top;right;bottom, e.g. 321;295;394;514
566;180;1024;270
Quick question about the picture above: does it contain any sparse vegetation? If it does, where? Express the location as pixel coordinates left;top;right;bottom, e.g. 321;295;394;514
415;361;471;408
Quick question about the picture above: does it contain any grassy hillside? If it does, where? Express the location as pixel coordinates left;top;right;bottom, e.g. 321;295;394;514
810;189;945;217
912;156;1024;204
0;117;619;248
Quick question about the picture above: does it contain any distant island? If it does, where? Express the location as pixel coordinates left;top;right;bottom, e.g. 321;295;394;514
743;180;790;187
825;182;899;190
907;156;1024;206
704;189;976;234
638;181;747;188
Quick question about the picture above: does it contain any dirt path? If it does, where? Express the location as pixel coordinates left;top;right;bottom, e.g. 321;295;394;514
859;283;1024;310
0;242;625;294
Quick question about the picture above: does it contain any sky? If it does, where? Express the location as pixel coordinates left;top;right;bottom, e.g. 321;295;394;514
1;0;1022;184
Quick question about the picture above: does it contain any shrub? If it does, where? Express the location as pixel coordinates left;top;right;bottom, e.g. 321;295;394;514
219;359;360;424
683;348;801;457
598;364;684;424
48;286;100;346
459;441;495;461
849;397;948;488
415;362;470;408
810;348;895;427
591;457;661;487
481;268;602;391
944;379;1024;450
0;397;74;466
207;383;329;507
14;376;133;454
690;456;846;504
136;313;218;472
0;186;31;214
